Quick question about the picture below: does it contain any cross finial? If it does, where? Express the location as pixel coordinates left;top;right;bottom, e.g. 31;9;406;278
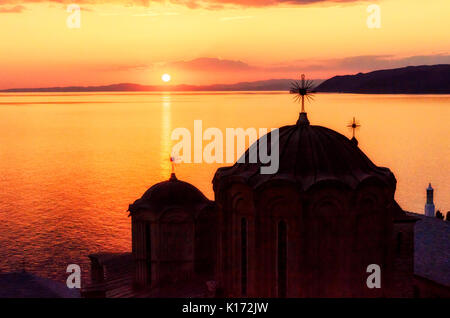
347;117;361;138
347;117;361;146
290;74;315;113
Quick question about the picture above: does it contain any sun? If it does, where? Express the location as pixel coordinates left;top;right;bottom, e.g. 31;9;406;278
162;74;171;82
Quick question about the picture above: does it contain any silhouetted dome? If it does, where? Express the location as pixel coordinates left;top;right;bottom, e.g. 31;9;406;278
350;136;358;146
129;173;212;214
213;112;396;192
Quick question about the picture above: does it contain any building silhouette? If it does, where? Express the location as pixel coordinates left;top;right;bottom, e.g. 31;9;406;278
82;111;450;298
128;172;216;289
213;112;416;297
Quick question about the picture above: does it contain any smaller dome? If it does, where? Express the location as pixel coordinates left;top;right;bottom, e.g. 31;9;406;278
128;173;212;214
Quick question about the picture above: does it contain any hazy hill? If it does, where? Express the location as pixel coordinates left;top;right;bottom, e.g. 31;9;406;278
1;79;323;92
4;65;449;93
315;65;450;94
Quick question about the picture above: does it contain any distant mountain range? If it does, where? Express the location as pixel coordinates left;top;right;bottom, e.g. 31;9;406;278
2;64;449;93
1;79;322;93
315;64;450;94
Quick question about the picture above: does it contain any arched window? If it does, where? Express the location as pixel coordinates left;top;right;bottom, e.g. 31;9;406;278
241;218;248;296
145;222;152;284
277;220;287;298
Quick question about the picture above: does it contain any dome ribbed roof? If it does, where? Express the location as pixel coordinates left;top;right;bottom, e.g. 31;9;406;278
213;112;396;192
129;173;211;214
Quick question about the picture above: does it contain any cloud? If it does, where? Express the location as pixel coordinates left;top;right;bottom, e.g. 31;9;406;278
132;11;179;16
220;15;254;21
324;54;450;72
163;54;450;75
0;5;26;13
0;0;365;10
81;54;450;76
171;0;362;8
167;57;256;72
91;63;152;72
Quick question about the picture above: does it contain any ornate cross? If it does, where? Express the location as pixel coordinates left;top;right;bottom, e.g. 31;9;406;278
347;117;361;138
290;74;315;113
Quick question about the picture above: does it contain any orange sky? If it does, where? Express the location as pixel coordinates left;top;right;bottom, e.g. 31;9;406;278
0;0;449;88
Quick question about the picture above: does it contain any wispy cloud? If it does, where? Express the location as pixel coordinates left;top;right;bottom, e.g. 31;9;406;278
132;11;179;17
0;5;26;13
98;12;122;16
322;54;450;72
160;54;450;75
74;54;450;77
88;63;152;72
220;15;254;21
167;57;256;71
0;0;364;10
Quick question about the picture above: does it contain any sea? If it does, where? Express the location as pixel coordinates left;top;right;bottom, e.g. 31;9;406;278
0;92;448;282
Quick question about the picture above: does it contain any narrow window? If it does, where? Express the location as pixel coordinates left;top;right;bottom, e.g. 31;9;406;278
413;285;420;298
241;218;247;296
145;222;152;284
396;232;403;255
277;220;287;298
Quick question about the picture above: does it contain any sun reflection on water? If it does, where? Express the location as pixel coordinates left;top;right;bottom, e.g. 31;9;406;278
160;95;172;179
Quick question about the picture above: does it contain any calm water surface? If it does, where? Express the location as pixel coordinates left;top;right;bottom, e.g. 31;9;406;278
0;92;449;282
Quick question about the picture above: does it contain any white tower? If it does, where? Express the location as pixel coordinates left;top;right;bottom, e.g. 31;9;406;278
424;183;435;217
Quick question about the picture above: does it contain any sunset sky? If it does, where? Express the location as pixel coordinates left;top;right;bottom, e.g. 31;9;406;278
0;0;449;89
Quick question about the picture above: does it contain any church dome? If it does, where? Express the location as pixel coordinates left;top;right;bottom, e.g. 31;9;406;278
213;112;396;192
129;173;212;214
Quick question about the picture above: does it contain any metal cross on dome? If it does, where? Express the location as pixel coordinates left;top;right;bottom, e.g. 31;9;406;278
290;74;315;113
347;117;361;138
